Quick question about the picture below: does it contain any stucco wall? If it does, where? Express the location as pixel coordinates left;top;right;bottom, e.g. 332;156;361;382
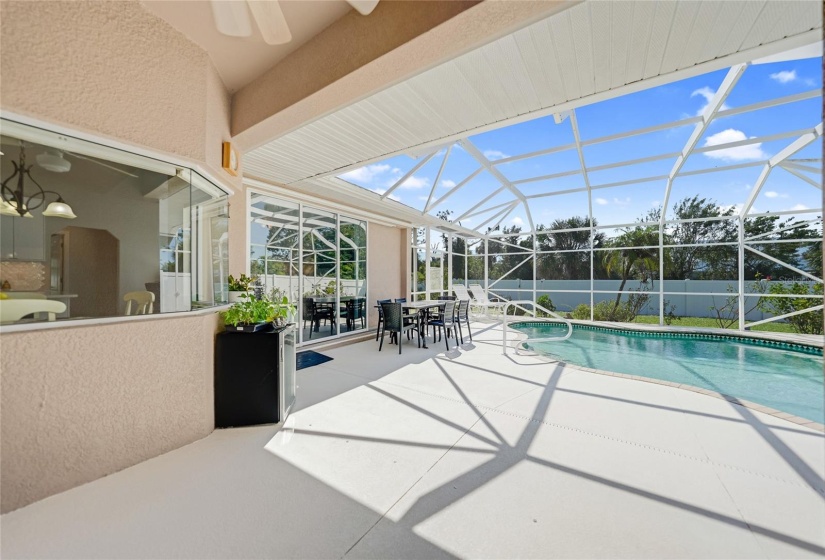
0;0;242;193
367;224;408;325
0;0;241;513
0;312;222;513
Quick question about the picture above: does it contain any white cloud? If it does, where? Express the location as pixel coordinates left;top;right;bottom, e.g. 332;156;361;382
691;87;731;116
769;70;797;84
370;188;400;202
417;196;429;201
339;163;391;183
595;197;609;205
483;149;510;161
702;129;768;161
764;191;788;199
398;175;430;189
790;203;809;211
613;197;631;206
651;200;661;207
512;217;524;226
440;179;457;189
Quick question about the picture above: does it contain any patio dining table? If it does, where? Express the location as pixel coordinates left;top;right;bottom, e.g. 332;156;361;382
374;300;447;349
401;300;446;349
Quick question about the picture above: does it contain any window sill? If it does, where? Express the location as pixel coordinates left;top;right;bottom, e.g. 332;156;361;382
0;304;231;334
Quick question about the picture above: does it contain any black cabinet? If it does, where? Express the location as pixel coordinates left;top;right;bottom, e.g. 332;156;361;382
214;324;296;428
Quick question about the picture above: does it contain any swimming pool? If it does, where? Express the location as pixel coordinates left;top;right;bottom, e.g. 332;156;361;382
510;322;825;424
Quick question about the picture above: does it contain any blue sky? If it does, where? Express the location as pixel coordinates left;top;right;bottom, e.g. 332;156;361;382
338;56;822;234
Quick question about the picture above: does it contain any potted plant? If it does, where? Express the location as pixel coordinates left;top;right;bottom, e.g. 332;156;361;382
222;293;276;332
228;273;255;303
271;295;297;327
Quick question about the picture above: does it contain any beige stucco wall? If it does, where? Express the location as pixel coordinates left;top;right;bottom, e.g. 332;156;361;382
0;1;246;274
0;312;222;513
367;224;409;326
0;0;244;513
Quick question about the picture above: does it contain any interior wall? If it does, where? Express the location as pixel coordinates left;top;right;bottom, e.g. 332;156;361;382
0;311;222;513
43;178;159;310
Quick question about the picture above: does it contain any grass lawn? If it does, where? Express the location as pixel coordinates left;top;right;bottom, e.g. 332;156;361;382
632;315;797;333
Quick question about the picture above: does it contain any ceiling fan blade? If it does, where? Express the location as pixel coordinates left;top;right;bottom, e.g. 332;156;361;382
247;0;292;45
346;0;379;16
211;0;253;38
67;152;139;178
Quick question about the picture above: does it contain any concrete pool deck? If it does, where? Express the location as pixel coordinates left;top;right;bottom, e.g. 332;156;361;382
2;321;824;558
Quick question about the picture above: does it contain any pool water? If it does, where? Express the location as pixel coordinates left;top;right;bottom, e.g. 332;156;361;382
511;322;825;424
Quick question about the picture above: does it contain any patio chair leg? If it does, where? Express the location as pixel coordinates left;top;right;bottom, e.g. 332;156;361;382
444;325;450;351
457;322;463;344
399;331;402;354
379;327;385;351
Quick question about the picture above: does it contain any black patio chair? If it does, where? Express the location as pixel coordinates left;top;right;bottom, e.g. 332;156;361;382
306;299;334;339
375;298;391;340
345;298;366;330
455;298;472;344
378;302;419;354
427;300;457;351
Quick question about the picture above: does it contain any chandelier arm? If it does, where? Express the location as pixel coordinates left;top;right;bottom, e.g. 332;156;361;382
22;168;47;212
1;161;22;204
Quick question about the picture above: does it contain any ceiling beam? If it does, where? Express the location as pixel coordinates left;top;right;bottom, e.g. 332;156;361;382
661;63;748;224
459;139;534;231
381;151;436;200
423;146;452;215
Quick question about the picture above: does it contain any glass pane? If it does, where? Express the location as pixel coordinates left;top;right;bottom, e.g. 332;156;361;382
302;207;338;341
340;215;367;333
250;194;300;307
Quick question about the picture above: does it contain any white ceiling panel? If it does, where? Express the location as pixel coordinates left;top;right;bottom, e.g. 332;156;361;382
244;0;821;188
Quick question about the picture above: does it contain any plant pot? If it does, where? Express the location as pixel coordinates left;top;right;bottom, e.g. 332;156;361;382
225;322;270;333
228;290;250;303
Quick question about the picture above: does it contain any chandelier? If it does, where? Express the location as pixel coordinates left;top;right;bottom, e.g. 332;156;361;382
1;145;76;219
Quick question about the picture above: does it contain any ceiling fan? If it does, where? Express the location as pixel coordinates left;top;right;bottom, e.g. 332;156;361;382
1;141;138;178
211;0;380;45
36;149;139;178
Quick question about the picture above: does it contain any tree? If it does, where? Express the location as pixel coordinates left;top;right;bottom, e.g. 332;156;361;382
601;224;659;317
535;216;605;280
744;215;820;280
661;196;737;280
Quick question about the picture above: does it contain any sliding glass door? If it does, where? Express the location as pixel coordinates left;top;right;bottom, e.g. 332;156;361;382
249;192;368;345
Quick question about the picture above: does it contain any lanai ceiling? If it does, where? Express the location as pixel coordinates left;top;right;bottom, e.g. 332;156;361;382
242;0;822;237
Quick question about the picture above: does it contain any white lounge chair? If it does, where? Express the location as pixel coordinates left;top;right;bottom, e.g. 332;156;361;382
468;284;507;316
452;284;472;301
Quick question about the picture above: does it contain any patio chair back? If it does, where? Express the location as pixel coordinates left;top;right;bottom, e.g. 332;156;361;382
375;298;392;341
452;284;472;301
456;298;472;344
441;300;457;326
380;302;404;332
456;299;469;322
395;298;407;303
